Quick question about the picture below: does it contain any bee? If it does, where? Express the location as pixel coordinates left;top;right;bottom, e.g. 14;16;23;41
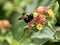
19;12;33;23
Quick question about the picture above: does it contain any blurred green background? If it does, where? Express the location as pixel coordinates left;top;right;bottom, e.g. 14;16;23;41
0;0;60;45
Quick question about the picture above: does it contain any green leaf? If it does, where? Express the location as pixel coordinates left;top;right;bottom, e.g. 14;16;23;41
39;0;56;6
50;2;59;14
25;0;38;13
54;32;60;41
10;40;21;45
0;36;5;42
25;0;56;13
11;20;26;41
3;1;14;18
31;38;48;45
31;26;55;45
22;38;31;45
2;31;13;44
31;27;54;39
54;2;59;12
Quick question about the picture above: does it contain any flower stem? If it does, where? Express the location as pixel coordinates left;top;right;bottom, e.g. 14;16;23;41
47;22;56;33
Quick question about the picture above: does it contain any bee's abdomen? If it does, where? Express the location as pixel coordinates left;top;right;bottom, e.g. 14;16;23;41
24;14;33;23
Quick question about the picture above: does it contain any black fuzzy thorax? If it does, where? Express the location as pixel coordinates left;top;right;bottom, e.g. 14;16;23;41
24;14;33;23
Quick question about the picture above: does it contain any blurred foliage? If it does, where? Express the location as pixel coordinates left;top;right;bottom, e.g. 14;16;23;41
0;0;60;45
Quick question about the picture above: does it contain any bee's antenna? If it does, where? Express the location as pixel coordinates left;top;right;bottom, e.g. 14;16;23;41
18;16;23;20
19;12;26;20
22;12;26;15
18;17;22;20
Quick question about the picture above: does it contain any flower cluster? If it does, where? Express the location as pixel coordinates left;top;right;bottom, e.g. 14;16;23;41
0;20;11;29
28;6;55;30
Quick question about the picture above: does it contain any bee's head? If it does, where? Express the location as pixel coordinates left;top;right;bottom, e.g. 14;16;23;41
19;12;33;23
19;12;29;20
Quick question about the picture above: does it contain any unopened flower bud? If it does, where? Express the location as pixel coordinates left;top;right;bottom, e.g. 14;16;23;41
0;20;3;28
2;20;11;28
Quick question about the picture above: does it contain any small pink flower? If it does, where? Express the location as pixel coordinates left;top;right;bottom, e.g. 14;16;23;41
32;17;40;24
2;20;11;28
28;23;35;30
36;7;44;15
39;19;46;24
0;20;3;28
43;6;50;12
28;25;32;30
36;11;43;15
39;14;46;19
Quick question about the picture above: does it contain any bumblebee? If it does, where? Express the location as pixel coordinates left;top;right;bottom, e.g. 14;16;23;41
19;13;33;23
